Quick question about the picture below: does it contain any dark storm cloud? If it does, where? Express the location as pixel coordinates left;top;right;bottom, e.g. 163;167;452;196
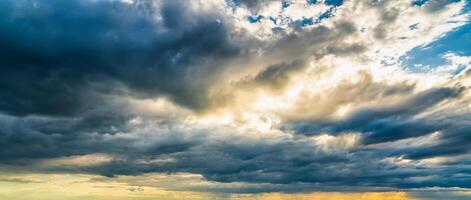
80;132;352;184
0;0;459;119
401;114;471;159
277;80;471;172
2;108;471;192
0;0;240;117
0;109;379;188
286;86;465;143
0;113;127;162
0;109;202;165
44;127;471;191
0;114;93;161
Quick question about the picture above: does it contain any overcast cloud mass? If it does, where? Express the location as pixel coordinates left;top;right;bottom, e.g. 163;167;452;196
0;0;471;199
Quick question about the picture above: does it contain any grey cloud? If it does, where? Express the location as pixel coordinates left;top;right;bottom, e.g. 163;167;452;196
279;71;416;121
410;190;471;200
256;20;359;62
323;43;367;56
424;0;460;12
0;0;240;117
0;177;45;184
64;130;471;190
286;86;465;144
403;115;471;159
0;0;364;116
236;59;307;91
254;59;306;87
235;0;272;11
373;8;400;40
2;106;471;192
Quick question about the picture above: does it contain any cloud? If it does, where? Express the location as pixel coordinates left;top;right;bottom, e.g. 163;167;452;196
0;0;241;116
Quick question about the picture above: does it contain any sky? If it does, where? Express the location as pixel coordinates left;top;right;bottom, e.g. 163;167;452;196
0;0;471;199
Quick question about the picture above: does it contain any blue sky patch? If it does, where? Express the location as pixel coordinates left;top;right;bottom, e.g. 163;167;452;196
412;0;429;7
318;9;334;20
272;27;285;33
248;15;263;23
409;23;419;30
293;17;314;27
324;0;343;7
282;1;291;9
401;21;471;73
307;0;318;5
